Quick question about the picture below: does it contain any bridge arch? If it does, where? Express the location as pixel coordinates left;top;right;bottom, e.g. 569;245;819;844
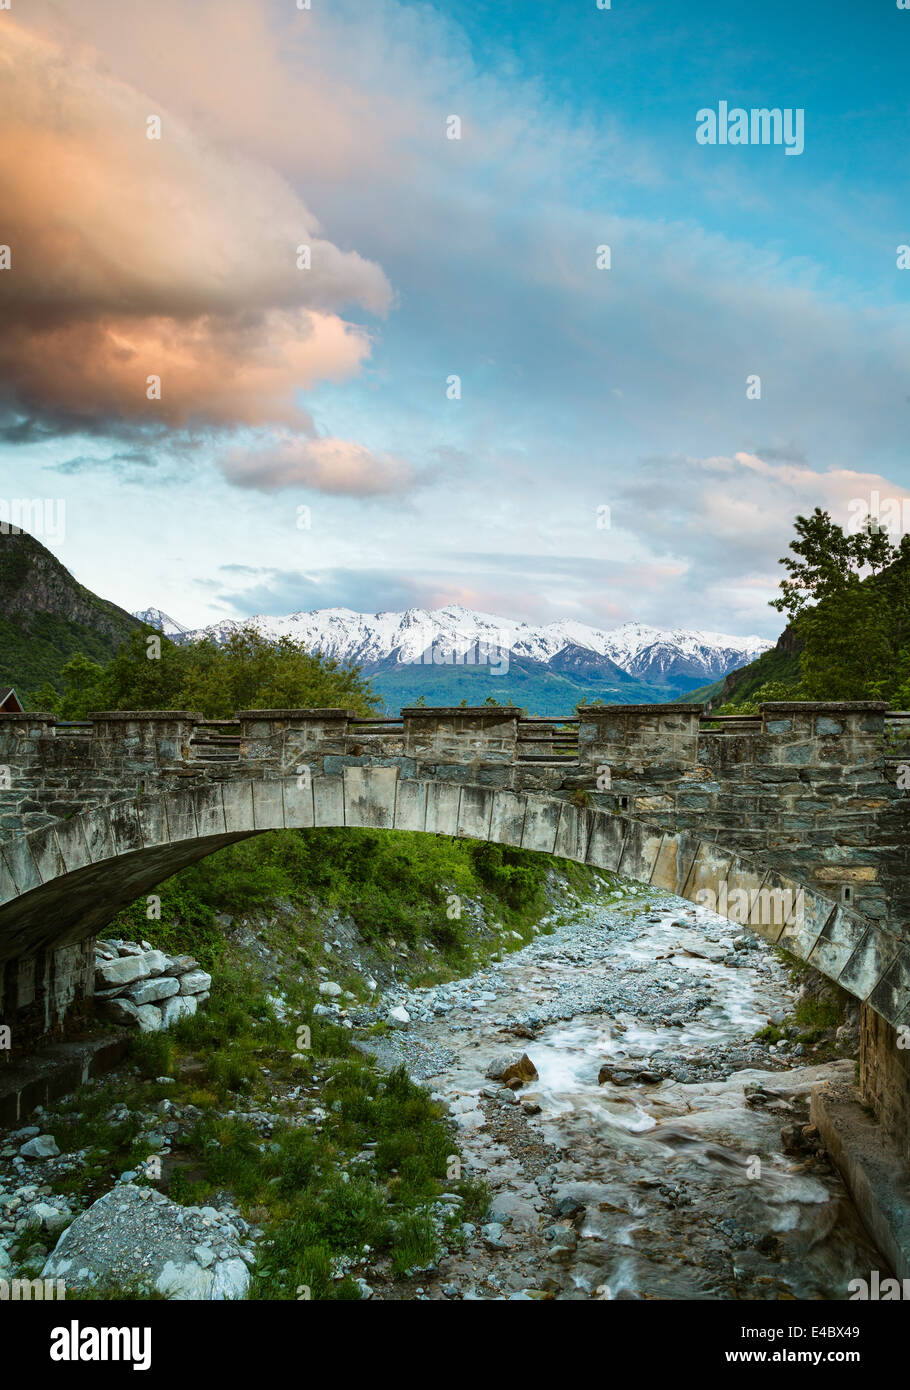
0;701;905;1058
0;768;841;985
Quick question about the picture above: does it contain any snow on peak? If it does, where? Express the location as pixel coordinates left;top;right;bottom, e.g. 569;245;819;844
176;604;773;681
133;607;189;636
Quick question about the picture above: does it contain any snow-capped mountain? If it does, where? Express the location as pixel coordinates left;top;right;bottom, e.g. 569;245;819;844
133;607;190;637
158;603;771;688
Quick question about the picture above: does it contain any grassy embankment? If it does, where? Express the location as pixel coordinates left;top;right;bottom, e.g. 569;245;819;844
39;829;597;1299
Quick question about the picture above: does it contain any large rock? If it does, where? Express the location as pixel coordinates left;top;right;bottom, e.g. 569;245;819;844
20;1135;60;1159
160;994;197;1027
486;1053;538;1086
42;1185;251;1300
135;1004;165;1032
26;1202;70;1236
142;950;169;977
598;1063;662;1086
167;955;200;976
129;977;180;1006
669;934;729;964
104;998;140;1026
95;956;150;989
179;970;212;996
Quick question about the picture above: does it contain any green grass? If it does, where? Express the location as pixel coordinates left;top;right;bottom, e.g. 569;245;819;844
42;967;466;1300
752;949;852;1051
42;816;613;1298
108;825;598;976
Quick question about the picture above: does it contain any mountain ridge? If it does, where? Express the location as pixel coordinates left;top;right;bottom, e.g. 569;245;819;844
135;602;774;714
0;529;141;698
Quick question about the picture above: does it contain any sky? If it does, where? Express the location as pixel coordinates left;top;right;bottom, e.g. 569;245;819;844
1;0;909;639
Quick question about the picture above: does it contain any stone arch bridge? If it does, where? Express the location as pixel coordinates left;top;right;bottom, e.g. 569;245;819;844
0;702;907;1144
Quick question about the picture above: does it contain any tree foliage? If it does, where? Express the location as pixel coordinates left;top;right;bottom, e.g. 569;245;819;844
32;624;380;720
722;508;910;711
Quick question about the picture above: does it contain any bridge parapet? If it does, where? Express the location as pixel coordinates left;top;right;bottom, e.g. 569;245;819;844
400;706;522;763
228;707;526;773
578;703;702;773
237;709;361;768
87;710;203;764
757;701;888;762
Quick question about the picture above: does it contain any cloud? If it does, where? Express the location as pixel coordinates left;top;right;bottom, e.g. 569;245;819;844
0;20;390;431
211;566;430;618
6;0;910;639
206;553;692;629
52;449;157;476
219;434;417;496
607;449;910;627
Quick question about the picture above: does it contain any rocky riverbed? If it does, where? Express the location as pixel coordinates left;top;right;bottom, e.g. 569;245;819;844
0;879;885;1301
350;884;883;1300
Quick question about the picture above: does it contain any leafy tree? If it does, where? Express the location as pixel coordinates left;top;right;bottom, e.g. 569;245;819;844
29;680;63;715
717;679;804;716
97;629;195;712
769;509;909;704
42;624;379;720
56;653;108;719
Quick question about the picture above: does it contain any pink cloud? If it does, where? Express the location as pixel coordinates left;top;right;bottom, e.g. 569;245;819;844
0;20;390;429
220;434;416;495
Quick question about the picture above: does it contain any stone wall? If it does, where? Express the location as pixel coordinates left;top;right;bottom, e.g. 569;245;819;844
0;940;94;1051
860;1004;910;1163
94;938;211;1033
0;711;202;839
578;702;896;927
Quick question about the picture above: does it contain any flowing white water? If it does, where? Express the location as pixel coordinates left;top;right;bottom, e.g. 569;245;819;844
392;889;886;1300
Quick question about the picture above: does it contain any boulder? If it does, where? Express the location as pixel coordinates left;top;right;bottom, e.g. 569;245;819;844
128;977;180;1006
20;1135;60;1159
166;955;200;976
135;1004;165;1033
212;1259;250;1300
26;1202;70;1236
160;994;197;1027
486;1052;538;1086
96;956;150;989
142;950;169;977
598;1063;661;1086
179;969;212;996
104;998;140;1026
42;1185;251;1300
387;1004;410;1028
319;981;342;998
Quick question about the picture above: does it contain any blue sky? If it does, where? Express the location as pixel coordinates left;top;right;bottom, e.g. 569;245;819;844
1;0;909;637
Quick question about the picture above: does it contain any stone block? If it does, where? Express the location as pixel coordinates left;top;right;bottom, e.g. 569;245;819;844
128;976;180;1005
161;993;198;1027
179;969;212;995
96;956;150;989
